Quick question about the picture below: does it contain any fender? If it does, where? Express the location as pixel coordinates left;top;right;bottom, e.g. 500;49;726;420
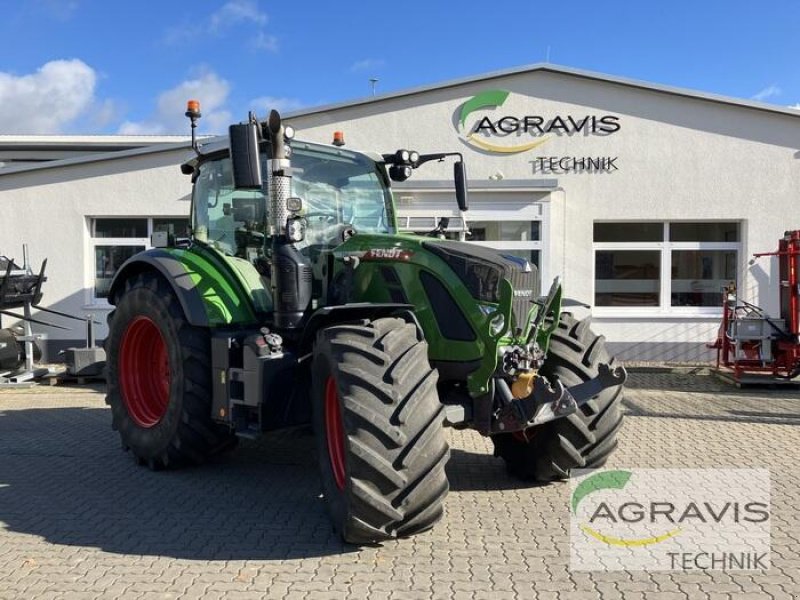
298;303;419;355
107;248;259;327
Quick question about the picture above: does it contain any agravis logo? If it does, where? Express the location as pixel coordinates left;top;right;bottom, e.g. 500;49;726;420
455;89;621;156
572;470;682;547
457;90;550;154
569;468;771;571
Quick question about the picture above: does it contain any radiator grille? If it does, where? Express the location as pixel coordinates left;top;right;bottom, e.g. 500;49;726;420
510;267;540;331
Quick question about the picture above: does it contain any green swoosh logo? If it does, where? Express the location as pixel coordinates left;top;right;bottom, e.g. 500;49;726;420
572;470;632;514
458;89;509;129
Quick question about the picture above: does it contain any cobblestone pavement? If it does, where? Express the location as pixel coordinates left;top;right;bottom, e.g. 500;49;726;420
0;373;799;599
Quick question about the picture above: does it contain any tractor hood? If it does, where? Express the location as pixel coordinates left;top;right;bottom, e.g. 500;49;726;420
421;239;540;303
334;233;540;334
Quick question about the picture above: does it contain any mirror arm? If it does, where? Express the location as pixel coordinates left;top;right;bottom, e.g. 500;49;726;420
382;151;463;168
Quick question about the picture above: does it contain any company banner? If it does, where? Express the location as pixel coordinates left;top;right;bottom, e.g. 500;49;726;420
570;468;770;571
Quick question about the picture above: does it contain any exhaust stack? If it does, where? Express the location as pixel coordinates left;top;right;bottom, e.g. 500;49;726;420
265;110;311;329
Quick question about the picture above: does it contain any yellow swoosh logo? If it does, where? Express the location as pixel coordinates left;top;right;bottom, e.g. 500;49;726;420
465;133;550;154
580;524;682;547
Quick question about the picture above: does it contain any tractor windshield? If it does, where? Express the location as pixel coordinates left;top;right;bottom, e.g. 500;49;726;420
192;143;394;258
292;144;395;250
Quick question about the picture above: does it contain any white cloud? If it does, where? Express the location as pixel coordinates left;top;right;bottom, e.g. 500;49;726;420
349;59;385;73
164;0;274;49
90;98;118;129
752;84;781;102
119;71;231;135
210;0;267;33
251;31;278;52
249;96;306;115
0;59;97;133
789;103;800;111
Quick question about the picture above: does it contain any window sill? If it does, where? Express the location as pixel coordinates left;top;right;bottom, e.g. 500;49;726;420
81;303;115;311
592;309;723;320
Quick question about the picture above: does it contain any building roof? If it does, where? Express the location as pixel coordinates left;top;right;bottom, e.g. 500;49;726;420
0;134;196;172
0;138;198;176
284;63;800;120
2;63;798;178
0;134;191;147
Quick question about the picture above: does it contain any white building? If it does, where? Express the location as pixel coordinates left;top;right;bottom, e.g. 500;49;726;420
1;64;799;362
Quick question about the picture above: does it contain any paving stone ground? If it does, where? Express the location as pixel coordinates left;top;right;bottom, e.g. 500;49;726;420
0;373;798;599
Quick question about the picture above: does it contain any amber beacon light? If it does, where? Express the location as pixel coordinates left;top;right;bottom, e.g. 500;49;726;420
185;99;202;152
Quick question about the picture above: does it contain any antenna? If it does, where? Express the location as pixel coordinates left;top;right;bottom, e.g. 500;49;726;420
369;78;378;97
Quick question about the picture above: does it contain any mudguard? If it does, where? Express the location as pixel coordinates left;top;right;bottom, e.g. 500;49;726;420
107;248;260;327
298;303;418;354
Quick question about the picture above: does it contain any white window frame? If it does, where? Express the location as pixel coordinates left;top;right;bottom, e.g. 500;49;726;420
395;191;550;282
593;222;741;317
85;217;188;308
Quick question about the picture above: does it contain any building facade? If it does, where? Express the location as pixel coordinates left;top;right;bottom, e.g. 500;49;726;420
1;65;799;361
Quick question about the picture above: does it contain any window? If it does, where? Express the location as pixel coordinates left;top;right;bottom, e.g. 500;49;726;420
595;249;660;306
398;217;542;268
398;215;466;241
89;217;189;302
193;150;394;259
593;222;740;312
468;220;541;268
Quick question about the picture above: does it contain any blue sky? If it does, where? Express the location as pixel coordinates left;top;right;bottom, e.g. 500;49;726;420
1;0;798;135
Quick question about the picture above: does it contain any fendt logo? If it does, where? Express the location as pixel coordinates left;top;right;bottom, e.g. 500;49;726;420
455;89;621;157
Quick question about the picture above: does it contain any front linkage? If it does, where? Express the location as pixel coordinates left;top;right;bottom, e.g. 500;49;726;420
493;362;627;434
482;276;627;437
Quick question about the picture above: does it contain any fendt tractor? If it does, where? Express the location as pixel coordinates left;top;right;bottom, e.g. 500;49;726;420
104;102;626;543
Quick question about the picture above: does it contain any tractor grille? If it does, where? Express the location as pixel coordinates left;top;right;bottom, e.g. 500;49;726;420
423;240;540;332
509;266;539;331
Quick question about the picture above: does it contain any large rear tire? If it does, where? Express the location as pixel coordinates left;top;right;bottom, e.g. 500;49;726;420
105;273;235;469
492;314;624;481
311;317;450;544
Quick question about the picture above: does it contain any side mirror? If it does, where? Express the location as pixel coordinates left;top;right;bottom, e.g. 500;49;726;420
454;161;469;212
229;123;262;189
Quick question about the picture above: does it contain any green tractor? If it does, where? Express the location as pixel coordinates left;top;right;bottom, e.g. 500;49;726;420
104;104;625;543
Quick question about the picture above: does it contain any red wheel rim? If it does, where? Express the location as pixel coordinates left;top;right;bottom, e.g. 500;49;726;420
324;376;347;491
119;316;170;428
512;428;538;444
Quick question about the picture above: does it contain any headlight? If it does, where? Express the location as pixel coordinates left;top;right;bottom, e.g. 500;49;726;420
489;313;506;336
409;150;420;164
286;217;305;242
286;196;303;212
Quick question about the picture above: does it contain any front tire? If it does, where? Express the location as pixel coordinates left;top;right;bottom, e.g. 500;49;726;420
105;273;235;469
311;317;450;543
492;314;624;481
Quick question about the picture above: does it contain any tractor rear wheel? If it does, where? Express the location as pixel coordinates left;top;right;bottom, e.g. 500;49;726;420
492;314;624;481
311;317;450;544
105;273;235;469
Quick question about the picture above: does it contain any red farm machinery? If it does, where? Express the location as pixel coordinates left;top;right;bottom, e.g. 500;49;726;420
712;230;800;383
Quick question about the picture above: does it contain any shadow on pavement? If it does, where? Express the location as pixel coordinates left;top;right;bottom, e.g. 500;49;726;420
0;405;531;558
445;448;550;492
0;405;352;560
622;397;800;425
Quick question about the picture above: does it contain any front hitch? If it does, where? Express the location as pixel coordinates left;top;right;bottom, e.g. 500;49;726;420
492;363;627;434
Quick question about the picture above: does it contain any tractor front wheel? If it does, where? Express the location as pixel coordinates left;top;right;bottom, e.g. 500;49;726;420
105;273;235;469
311;317;450;543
